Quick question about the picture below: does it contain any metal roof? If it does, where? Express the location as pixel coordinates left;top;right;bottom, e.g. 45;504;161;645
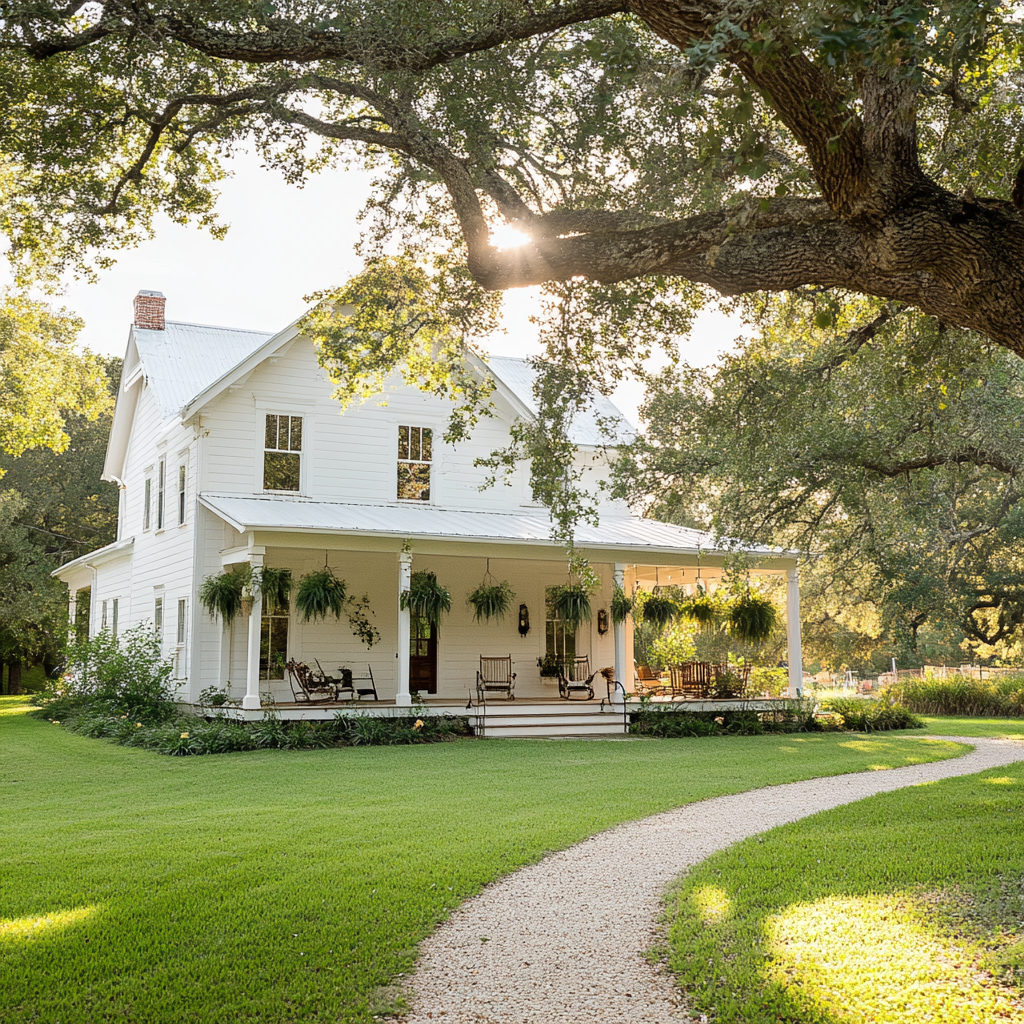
483;356;634;446
133;321;274;418
199;492;777;557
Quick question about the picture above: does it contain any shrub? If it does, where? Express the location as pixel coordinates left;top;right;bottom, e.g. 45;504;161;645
888;673;1024;717
33;626;176;724
824;695;924;731
750;666;789;698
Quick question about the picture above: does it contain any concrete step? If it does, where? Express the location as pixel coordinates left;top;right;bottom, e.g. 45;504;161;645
469;701;629;737
477;721;627;738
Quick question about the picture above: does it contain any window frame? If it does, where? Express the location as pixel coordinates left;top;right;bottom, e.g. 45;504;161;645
156;457;166;530
396;424;435;503
143;476;152;531
176;598;187;646
261;412;305;494
177;460;187;525
154;596;163;642
259;611;289;680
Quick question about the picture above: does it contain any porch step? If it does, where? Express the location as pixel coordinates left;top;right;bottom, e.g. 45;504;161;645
469;701;629;738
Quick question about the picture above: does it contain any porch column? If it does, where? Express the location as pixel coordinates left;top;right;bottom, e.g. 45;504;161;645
786;567;803;698
396;550;413;707
612;563;627;704
242;553;264;710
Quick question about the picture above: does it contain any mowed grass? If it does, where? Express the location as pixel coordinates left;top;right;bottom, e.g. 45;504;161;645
923;715;1024;739
1;697;965;1024
664;762;1024;1024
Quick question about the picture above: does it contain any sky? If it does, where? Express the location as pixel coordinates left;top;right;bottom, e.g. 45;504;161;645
34;152;748;425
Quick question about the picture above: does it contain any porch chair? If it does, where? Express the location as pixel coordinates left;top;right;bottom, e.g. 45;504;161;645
669;662;710;699
315;660;354;700
558;655;597;700
476;656;516;701
634;663;666;697
286;659;336;704
709;663;752;699
349;665;379;700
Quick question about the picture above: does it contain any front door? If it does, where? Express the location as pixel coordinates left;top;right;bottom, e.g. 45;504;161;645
409;613;438;694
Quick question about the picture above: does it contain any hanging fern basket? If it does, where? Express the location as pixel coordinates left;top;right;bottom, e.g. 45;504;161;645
259;567;292;615
678;589;718;628
642;592;676;629
296;567;348;622
728;592;779;644
611;585;633;624
198;569;245;621
401;572;452;627
552;583;592;630
468;580;515;623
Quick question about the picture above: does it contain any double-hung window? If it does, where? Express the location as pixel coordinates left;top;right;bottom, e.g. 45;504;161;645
545;586;576;672
397;425;432;501
154;597;164;642
177;599;187;646
177;461;187;524
263;414;302;491
156;457;166;529
143;477;152;531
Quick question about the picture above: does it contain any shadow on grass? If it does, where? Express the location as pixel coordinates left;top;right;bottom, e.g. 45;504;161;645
664;765;1024;1024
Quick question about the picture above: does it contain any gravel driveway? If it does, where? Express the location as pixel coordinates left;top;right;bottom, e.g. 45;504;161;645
391;736;1024;1024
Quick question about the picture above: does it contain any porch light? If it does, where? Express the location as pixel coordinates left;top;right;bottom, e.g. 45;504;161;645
518;604;530;636
597;608;609;635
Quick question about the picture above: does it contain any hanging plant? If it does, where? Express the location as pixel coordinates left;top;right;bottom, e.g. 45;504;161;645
296;567;348;622
678;587;719;628
468;580;515;622
642;591;676;629
728;592;780;644
345;594;381;647
198;568;245;621
552;583;592;630
260;567;292;614
611;585;633;624
401;571;451;627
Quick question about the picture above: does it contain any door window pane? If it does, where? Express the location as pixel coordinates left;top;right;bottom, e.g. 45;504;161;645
259;614;289;679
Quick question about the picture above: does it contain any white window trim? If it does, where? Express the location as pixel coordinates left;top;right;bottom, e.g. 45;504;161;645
394;422;440;505
143;476;152;531
156;456;166;531
256;407;313;496
177;457;187;526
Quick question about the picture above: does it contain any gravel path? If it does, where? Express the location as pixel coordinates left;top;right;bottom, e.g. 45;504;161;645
392;736;1024;1024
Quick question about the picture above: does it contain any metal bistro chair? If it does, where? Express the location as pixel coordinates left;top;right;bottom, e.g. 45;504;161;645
477;655;516;701
558;655;597;701
286;659;336;704
315;661;379;701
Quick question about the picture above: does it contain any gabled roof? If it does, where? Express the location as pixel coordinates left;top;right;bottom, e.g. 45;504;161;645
134;321;275;419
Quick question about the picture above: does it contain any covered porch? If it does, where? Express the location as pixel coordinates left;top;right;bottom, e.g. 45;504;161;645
197;494;803;714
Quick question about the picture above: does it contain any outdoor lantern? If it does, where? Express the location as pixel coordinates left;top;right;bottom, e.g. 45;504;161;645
597;608;609;635
518;603;530;636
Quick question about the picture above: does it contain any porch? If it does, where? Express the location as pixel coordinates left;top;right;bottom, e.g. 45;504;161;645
196;493;804;716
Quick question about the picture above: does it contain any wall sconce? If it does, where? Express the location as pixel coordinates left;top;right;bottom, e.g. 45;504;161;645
518;604;530;636
597;608;609;635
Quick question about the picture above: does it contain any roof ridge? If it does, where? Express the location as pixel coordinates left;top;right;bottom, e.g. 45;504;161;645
157;320;275;335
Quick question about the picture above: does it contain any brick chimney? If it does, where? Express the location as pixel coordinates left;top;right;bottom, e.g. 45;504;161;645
133;289;166;330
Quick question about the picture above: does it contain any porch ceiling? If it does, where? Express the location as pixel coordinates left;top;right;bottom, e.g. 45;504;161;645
200;492;795;567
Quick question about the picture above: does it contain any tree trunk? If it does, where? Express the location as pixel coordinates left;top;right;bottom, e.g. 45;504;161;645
8;661;22;695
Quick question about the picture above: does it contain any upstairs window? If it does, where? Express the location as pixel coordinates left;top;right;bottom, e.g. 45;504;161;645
177;598;187;645
154;597;163;641
264;414;302;492
143;477;152;531
156;458;166;529
177;462;187;524
397;425;432;501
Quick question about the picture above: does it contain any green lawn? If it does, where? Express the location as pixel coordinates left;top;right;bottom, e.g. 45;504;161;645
664;761;1024;1024
923;715;1024;739
1;697;966;1024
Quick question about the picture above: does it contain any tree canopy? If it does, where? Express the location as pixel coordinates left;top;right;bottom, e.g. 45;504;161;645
1;1;1021;350
618;294;1024;665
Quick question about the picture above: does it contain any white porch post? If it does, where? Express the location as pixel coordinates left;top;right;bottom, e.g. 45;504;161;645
396;550;413;707
612;563;627;704
242;552;264;710
786;567;804;698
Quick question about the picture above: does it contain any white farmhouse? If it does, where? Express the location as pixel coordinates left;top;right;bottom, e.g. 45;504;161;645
56;291;803;721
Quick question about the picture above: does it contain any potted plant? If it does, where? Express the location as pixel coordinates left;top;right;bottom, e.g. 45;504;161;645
401;571;451;626
611;584;633;624
260;567;292;614
296;567;348;622
641;590;676;628
198;565;245;621
728;591;779;644
552;582;592;629
678;585;719;628
467;578;515;622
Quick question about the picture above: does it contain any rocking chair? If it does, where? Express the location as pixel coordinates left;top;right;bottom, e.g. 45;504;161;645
476;655;516;701
286;659;336;704
558;655;597;700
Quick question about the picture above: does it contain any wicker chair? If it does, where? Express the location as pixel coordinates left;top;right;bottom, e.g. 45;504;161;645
634;664;666;697
558;655;597;700
476;656;516;701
